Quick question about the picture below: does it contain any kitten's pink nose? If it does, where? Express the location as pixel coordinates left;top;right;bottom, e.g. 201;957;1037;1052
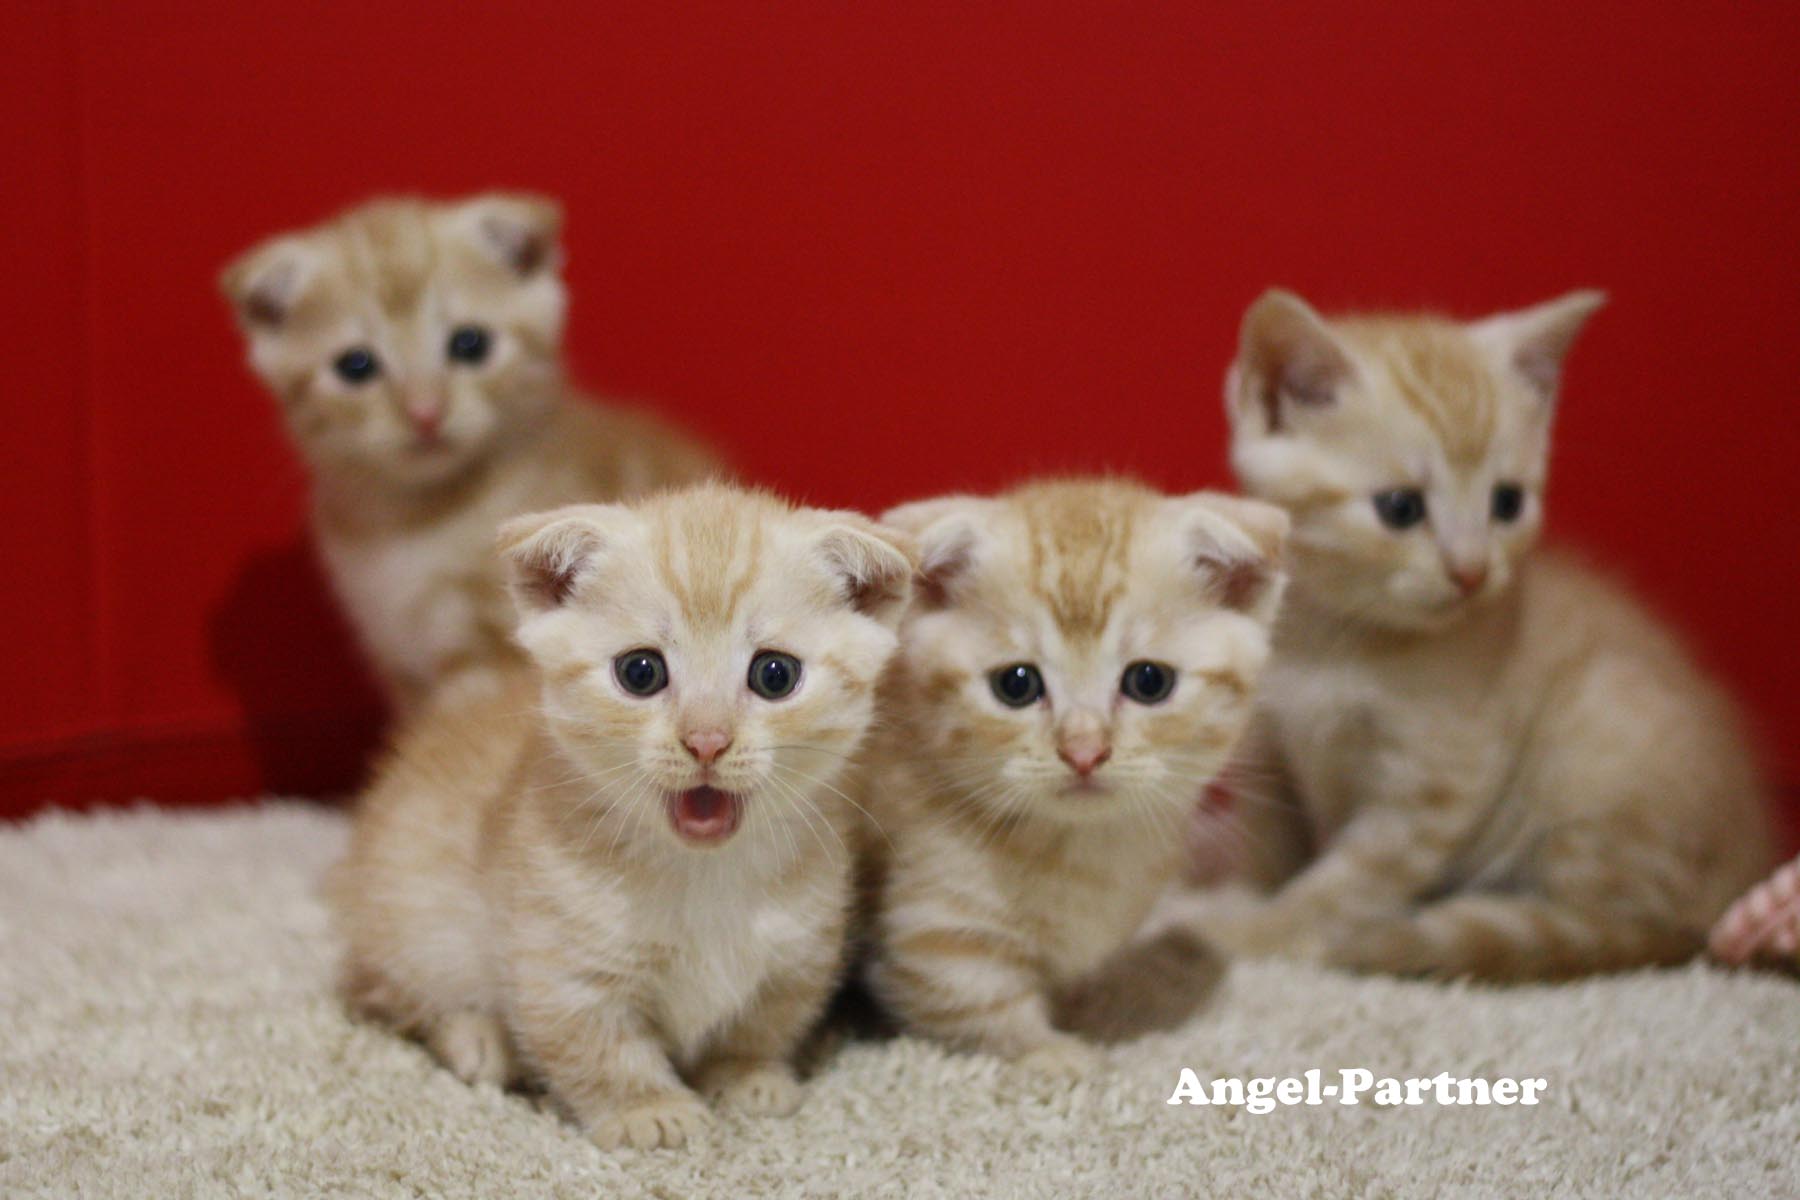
1057;738;1112;778
405;393;446;436
1449;564;1489;596
682;729;733;765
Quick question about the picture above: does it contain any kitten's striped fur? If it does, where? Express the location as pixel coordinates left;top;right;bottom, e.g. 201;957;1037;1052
330;485;915;1149
1181;289;1774;980
223;193;719;711
863;479;1286;1074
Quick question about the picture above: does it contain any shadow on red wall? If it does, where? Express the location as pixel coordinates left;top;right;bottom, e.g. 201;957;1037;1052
207;538;387;799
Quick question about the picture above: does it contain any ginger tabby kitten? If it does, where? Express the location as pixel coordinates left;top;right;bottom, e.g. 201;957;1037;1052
863;479;1287;1075
1184;288;1774;980
223;193;719;711
330;485;914;1149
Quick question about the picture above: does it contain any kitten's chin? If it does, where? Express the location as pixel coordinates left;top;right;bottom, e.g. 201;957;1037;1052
1393;585;1513;632
1301;584;1484;635
327;430;496;490
1022;782;1149;826
387;440;487;486
1369;604;1472;634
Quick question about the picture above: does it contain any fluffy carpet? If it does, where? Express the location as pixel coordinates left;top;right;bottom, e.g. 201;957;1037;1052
3;803;1796;1198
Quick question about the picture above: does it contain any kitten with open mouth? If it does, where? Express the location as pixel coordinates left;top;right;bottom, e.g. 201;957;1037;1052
329;484;915;1150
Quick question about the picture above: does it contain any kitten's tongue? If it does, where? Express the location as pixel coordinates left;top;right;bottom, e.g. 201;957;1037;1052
667;787;743;845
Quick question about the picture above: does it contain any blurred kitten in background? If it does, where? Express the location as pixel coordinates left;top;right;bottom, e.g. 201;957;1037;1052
863;479;1284;1074
222;193;720;711
1173;288;1773;980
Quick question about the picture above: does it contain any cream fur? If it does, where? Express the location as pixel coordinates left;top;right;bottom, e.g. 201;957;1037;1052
222;193;721;711
863;478;1287;1072
330;485;916;1149
1183;290;1776;981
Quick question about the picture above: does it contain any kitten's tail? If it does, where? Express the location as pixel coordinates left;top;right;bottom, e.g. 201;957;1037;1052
1051;927;1228;1044
1333;894;1704;982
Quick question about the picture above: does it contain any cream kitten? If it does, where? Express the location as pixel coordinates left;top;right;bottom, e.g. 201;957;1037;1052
1186;288;1774;980
222;193;720;712
330;484;915;1149
863;479;1287;1075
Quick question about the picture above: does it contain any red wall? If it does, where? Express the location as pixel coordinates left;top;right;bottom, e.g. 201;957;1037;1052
4;2;1797;824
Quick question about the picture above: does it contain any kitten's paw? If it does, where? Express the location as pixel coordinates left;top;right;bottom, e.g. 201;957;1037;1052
1147;885;1268;952
703;1061;803;1117
1015;1037;1103;1082
590;1095;712;1151
1201;901;1325;962
1325;916;1440;978
426;1009;514;1087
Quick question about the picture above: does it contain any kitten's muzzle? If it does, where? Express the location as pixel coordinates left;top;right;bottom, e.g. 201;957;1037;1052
402;389;448;442
1057;737;1112;779
1446;562;1489;597
681;728;733;765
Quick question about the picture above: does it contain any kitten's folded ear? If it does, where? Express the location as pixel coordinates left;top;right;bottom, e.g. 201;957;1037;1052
1469;289;1606;405
220;236;316;329
1226;288;1356;435
458;192;563;276
811;516;919;626
497;504;627;614
879;497;991;607
1166;492;1290;623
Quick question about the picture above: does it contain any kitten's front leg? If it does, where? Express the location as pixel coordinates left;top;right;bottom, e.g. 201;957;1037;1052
1204;802;1468;960
871;915;1100;1080
691;958;837;1119
422;1008;517;1086
509;963;709;1151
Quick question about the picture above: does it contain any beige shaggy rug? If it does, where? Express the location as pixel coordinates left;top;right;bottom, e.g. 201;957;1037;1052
3;803;1797;1198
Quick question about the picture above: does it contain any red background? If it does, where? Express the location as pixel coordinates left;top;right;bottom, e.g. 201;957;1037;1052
4;2;1796;829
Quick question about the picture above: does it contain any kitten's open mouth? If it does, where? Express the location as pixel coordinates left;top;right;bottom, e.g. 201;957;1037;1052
667;787;743;845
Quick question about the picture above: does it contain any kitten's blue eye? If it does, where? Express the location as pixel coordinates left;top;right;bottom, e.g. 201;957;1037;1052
1120;661;1176;705
990;664;1044;708
614;650;667;696
447;325;491;365
1373;488;1427;530
748;651;801;700
1491;484;1525;523
333;346;380;385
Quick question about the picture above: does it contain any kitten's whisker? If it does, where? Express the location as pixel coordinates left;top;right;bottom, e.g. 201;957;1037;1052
769;761;891;851
765;772;843;862
761;776;808;870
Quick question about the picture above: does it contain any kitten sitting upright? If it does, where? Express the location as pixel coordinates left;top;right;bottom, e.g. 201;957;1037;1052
222;193;720;712
1192;289;1773;980
330;484;914;1149
863;479;1287;1076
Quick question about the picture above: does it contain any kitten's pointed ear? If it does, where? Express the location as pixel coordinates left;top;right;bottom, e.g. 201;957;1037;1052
220;237;315;329
880;497;990;606
811;516;919;626
1227;289;1356;435
497;504;625;614
460;193;563;276
1166;492;1290;623
1470;289;1606;405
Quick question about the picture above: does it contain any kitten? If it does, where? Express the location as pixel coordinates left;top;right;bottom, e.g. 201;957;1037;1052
329;484;915;1149
1185;288;1774;980
222;193;720;712
862;479;1287;1075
